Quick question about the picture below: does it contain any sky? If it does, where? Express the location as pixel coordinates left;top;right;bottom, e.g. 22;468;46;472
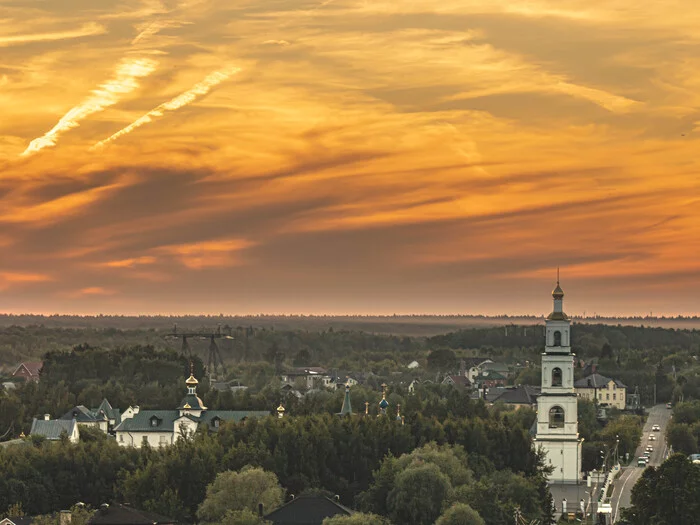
0;0;699;316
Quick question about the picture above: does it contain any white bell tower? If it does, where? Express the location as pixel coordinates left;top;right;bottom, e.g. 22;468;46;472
534;273;582;484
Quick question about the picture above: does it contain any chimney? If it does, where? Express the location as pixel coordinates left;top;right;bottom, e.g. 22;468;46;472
59;510;72;525
258;503;264;517
44;414;51;421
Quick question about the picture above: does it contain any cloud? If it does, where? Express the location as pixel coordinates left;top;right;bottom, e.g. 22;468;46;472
21;58;158;156
101;256;157;268
0;22;106;47
262;40;291;46
91;66;240;148
156;238;255;269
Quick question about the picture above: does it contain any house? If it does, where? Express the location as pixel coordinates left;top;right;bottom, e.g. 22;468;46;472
114;371;269;448
211;379;248;393
59;399;121;434
12;362;43;382
280;367;332;389
460;358;494;383
407;360;420;369
30;415;80;443
473;370;507;388
574;373;626;409
489;385;540;408
442;375;471;389
0;518;34;525
264;495;353;525
88;504;175;525
481;361;511;378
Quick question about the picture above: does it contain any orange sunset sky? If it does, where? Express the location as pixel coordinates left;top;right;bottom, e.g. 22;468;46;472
0;0;699;316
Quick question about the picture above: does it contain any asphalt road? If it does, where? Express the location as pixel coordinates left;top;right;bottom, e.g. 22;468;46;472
610;404;672;522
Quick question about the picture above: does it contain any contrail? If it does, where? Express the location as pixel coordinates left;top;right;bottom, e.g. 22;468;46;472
21;58;157;157
92;66;240;148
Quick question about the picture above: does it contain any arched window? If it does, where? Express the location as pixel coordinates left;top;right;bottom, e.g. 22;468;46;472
549;406;565;428
553;331;562;346
552;367;563;387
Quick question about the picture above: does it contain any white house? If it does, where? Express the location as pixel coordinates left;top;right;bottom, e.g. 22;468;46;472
114;371;269;448
30;415;80;443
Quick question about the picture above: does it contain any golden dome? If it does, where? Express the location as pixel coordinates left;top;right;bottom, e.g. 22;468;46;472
183;403;191;409
552;283;564;298
277;404;285;412
185;374;199;386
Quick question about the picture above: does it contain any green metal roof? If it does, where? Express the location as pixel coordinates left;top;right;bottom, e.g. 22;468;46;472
30;418;77;440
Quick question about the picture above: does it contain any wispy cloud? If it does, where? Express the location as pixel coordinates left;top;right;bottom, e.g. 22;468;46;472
0;22;106;47
156;238;254;269
21;58;158;156
92;66;240;148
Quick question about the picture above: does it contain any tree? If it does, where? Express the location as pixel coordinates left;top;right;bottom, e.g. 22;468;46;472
620;454;700;525
427;349;457;371
435;503;485;525
322;513;390;525
197;467;284;523
386;463;453;525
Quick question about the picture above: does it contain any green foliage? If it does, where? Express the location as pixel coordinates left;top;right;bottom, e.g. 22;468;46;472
620;454;700;525
322;513;391;525
219;509;270;525
435;503;486;525
386;463;453;525
197;467;284;523
666;401;700;455
427;349;457;371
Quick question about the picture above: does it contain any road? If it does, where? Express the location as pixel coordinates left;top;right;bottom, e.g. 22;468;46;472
610;404;672;522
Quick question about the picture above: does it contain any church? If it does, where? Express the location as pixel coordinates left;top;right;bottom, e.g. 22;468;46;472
534;278;583;484
114;369;269;448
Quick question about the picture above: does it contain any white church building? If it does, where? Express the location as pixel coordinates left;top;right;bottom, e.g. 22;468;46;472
534;279;583;484
114;370;269;448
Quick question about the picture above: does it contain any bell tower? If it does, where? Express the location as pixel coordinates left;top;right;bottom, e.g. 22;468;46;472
535;273;582;484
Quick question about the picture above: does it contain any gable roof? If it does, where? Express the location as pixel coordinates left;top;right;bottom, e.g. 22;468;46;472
574;373;627;389
114;410;270;433
88;504;174;525
264;495;353;525
0;517;34;525
97;399;121;424
476;370;507;381
443;375;471;387
491;385;540;405
13;362;43;377
30;418;77;440
60;405;108;423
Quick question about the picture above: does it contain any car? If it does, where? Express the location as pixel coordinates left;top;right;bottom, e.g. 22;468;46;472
652;424;660;432
646;446;653;453
638;457;649;467
649;434;656;441
667;403;672;409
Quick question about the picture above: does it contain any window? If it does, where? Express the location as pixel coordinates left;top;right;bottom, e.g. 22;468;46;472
549;406;565;428
142;436;148;446
552;367;563;387
613;383;617;390
606;393;610;400
599;393;602;400
159;435;167;445
150;418;158;427
613;393;616;400
119;434;123;442
553;331;562;346
213;418;220;428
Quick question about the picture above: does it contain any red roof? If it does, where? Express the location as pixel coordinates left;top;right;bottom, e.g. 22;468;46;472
13;361;43;377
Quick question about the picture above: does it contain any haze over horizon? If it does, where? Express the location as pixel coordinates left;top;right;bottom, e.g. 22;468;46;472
1;0;699;317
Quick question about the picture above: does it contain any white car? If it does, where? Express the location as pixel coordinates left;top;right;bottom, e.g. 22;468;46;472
652;424;660;432
646;446;653;453
649;434;656;441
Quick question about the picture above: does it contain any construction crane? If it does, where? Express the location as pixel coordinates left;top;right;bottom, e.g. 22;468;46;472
166;324;233;381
